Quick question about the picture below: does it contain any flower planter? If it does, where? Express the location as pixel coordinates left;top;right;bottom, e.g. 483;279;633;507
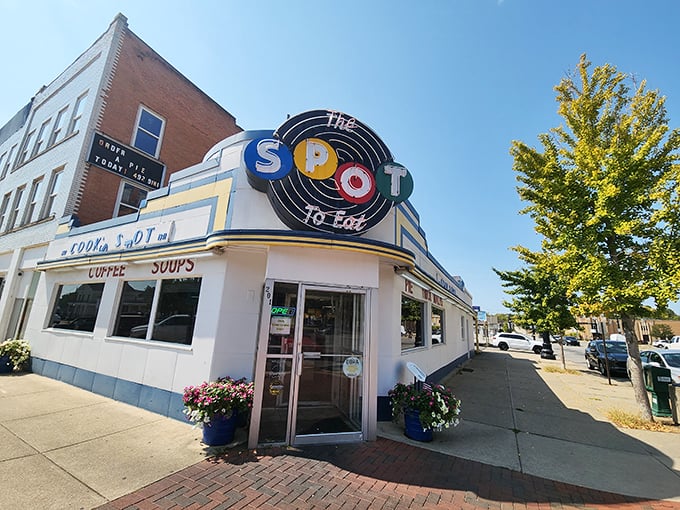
0;355;12;374
404;409;433;442
202;411;239;446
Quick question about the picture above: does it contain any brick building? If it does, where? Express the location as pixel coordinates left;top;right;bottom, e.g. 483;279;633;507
0;13;241;340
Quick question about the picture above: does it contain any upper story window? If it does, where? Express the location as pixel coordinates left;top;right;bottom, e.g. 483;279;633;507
40;168;63;220
1;145;17;180
22;177;44;226
67;92;88;135
133;107;164;158
6;185;25;231
0;192;11;231
16;130;35;167
32;119;51;158
48;107;68;147
114;181;147;218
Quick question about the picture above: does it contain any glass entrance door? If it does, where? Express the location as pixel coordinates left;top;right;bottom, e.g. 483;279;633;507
292;287;365;444
251;281;366;447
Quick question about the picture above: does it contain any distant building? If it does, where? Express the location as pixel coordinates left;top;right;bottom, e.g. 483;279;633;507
0;14;241;341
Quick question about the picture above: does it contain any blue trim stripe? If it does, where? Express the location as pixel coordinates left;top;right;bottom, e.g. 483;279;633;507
31;357;187;422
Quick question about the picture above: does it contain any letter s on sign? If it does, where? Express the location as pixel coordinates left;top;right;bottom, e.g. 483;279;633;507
185;259;195;272
243;138;293;181
151;262;159;274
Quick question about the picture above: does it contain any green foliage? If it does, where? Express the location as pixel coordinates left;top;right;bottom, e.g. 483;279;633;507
511;54;680;319
0;339;31;371
494;249;577;335
183;377;254;425
509;54;680;421
389;382;461;431
650;323;674;340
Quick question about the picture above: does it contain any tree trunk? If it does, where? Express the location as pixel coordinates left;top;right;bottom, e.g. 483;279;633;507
621;314;653;422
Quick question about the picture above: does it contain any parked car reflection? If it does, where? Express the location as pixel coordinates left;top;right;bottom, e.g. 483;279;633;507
52;316;96;332
129;314;195;344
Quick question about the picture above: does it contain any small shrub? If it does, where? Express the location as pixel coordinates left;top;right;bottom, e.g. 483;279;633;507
0;339;31;371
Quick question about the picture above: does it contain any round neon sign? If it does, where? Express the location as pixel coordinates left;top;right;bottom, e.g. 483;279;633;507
244;109;413;235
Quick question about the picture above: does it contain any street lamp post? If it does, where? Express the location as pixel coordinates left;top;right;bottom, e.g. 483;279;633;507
540;331;556;359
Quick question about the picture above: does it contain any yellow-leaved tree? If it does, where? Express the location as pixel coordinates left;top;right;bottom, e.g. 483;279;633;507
511;54;680;421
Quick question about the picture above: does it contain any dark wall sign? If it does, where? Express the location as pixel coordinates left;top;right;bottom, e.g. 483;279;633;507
87;132;165;189
243;110;413;236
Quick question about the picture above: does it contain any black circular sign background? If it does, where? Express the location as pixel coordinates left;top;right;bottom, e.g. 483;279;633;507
267;110;396;235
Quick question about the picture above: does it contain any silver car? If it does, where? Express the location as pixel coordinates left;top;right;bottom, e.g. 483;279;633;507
628;349;680;385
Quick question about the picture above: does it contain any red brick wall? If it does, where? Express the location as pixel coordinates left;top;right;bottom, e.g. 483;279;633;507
77;28;242;225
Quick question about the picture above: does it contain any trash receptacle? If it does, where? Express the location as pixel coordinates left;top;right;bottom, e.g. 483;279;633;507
643;365;673;417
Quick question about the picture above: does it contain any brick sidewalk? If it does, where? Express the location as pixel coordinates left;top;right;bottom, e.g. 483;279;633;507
97;437;680;510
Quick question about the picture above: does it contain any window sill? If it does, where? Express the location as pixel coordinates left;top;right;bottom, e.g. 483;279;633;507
104;335;194;352
0;215;56;237
46;327;94;337
9;130;80;175
401;345;427;354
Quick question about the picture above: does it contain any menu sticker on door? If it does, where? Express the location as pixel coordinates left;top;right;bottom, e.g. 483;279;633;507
270;316;292;335
269;378;284;395
342;356;362;378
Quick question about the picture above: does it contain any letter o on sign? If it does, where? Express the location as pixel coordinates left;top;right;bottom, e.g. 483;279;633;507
334;163;376;204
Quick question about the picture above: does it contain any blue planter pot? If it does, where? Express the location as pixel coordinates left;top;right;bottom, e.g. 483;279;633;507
202;411;238;446
404;409;433;442
0;355;12;374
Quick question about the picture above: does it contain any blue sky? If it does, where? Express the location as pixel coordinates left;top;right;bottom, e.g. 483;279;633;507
2;0;680;314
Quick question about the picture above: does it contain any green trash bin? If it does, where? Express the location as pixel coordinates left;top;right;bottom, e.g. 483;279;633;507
643;365;673;417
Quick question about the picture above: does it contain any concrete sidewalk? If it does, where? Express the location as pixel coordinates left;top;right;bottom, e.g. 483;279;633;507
0;373;212;509
1;349;679;509
379;349;680;502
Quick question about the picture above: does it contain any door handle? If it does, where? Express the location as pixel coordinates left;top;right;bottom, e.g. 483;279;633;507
296;352;303;375
303;352;321;359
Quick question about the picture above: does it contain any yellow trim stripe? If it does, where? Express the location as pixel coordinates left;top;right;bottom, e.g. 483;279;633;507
140;178;233;232
395;207;426;249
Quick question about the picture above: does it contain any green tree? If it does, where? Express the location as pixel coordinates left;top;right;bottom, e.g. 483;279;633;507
510;55;680;421
494;248;578;365
650;323;674;340
494;313;510;331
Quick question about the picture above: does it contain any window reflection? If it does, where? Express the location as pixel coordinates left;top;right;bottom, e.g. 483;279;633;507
50;283;104;332
401;295;424;350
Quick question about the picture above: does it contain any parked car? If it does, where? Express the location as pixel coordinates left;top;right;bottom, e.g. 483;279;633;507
628;349;680;385
585;340;629;376
653;336;680;349
491;332;543;354
561;336;580;346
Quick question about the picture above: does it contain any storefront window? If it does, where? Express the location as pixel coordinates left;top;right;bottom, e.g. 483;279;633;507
113;278;201;345
151;278;201;344
113;280;156;337
432;306;444;344
401;295;424;351
49;283;104;332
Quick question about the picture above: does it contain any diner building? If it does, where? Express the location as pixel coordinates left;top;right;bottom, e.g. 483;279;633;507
26;109;475;447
